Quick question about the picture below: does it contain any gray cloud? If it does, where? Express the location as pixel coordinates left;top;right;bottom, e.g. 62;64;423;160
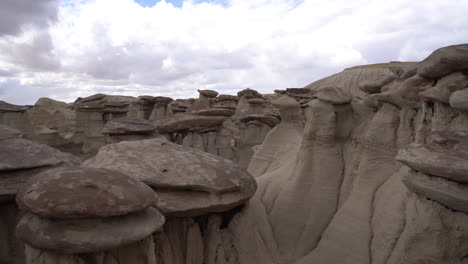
0;0;58;36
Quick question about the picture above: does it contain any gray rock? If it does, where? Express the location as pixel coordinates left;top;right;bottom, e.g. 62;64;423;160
417;44;468;79
0;138;80;171
359;72;397;94
396;132;468;183
17;167;157;218
158;114;226;133
315;86;352;104
0;125;22;140
16;207;165;254
0;101;30;112
198;89;219;98
240;114;280;127
420;72;468;103
192;108;235;117
450;88;468;111
83;138;257;216
402;170;468;214
102;117;158;135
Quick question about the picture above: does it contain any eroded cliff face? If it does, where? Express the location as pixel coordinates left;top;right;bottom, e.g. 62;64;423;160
213;44;468;264
1;44;468;264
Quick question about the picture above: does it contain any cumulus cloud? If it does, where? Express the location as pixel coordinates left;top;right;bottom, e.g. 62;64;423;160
1;0;468;104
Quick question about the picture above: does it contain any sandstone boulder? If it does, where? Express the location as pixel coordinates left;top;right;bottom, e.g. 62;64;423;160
0;125;22;140
17;167;156;218
417;44;468;79
102;117;158;135
396;132;468;183
83;138;257;216
16;207;164;254
402;170;468;214
359;72;397;94
198;89;219;98
449;88;468;111
158;114;226;133
420;72;468;103
192;108;235;117
315;86;352;104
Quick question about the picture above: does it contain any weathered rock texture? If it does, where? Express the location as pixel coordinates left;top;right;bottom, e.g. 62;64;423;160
1;44;468;264
16;166;165;264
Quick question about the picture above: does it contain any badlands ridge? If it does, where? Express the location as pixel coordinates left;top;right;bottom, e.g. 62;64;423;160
1;44;468;263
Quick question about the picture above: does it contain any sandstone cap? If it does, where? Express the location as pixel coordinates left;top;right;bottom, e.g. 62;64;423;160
83;138;257;216
158;114;226;133
16;207;165;254
17;167;157;218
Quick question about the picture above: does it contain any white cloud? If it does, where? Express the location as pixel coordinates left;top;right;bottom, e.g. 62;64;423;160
1;0;468;104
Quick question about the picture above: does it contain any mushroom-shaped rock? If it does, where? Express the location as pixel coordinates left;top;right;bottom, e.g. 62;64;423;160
359;72;397;94
198;89;219;98
402;170;468;214
240;114;281;127
271;96;304;122
417;44;468;79
396;131;468;183
0;138;79;172
83;138;257;217
158;114;227;133
238;88;263;99
17;167;157;218
154;96;174;105
217;94;239;101
315;86;352;104
0;137;80;201
192;108;235;117
102;117;158;135
364;75;431;109
16;207;164;254
0;125;22;140
450;88;468;111
420;72;468;103
246;98;266;105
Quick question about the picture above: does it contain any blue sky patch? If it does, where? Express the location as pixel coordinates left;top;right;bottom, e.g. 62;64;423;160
133;0;228;8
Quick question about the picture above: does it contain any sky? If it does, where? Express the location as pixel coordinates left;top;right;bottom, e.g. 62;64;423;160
0;0;468;104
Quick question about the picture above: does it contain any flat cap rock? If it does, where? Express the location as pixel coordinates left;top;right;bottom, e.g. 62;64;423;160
450;88;468;111
16;167;157;218
217;94;239;101
154;96;174;105
198;89;219;98
102;117;158;135
396;131;468;183
83;138;257;216
315;86;352;104
246;98;266;105
402;170;468;214
420;72;468;104
16;207;165;254
192;108;235;117
158;114;227;134
0;138;80;171
417;44;468;80
240;114;280;127
0;125;22;140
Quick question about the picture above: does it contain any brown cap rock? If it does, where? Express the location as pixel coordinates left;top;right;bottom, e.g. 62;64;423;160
83;138;257;217
16;207;165;254
102;117;158;135
417;44;468;80
315;86;352;104
396;131;468;184
16;167;157;218
0;138;80;171
192;108;235;117
158;114;226;133
198;89;219;98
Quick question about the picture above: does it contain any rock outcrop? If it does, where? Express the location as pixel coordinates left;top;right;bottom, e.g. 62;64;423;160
16;166;164;263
